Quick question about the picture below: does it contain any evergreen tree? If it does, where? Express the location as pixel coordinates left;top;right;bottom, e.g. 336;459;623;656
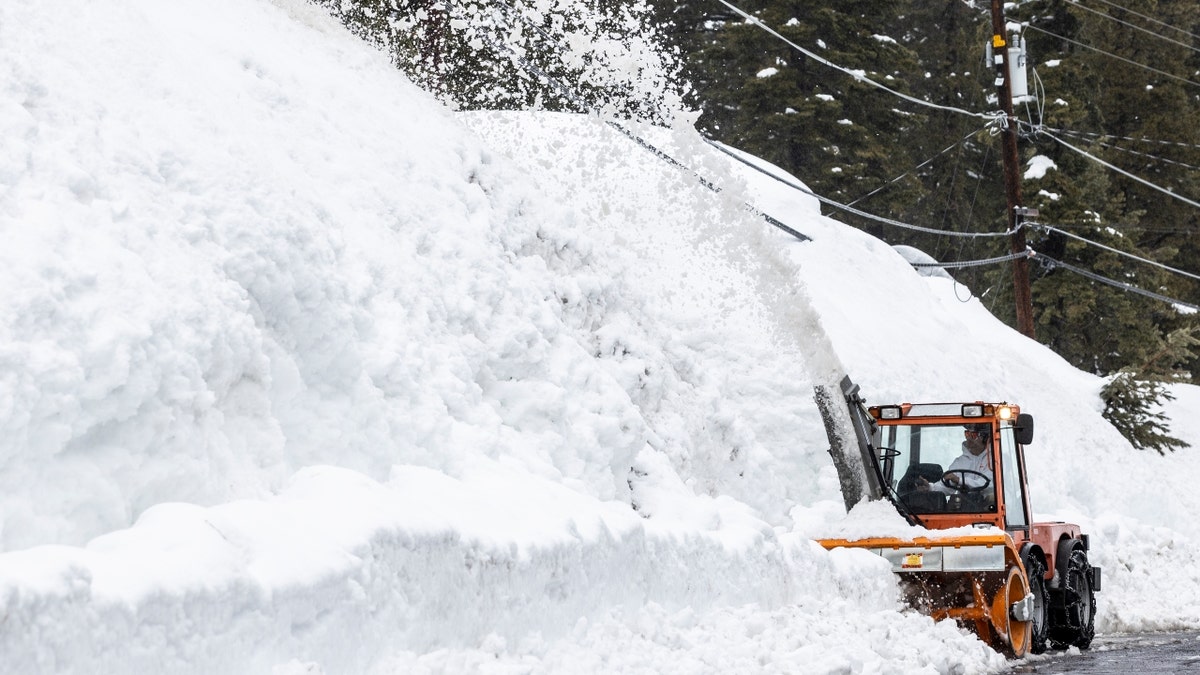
1101;371;1188;453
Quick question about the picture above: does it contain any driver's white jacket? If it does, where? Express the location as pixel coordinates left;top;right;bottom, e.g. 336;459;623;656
932;444;993;494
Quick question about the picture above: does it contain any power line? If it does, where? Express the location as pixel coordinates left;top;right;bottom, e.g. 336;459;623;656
1065;0;1200;56
1023;23;1200;89
907;247;1198;311
702;137;1016;239
1040;126;1200;151
1033;251;1199;312
1035;127;1200;210
1078;0;1200;43
904;247;1198;311
1041;221;1195;234
909;249;1033;269
848;125;990;207
1032;223;1200;282
712;0;1001;122
1052;130;1200;172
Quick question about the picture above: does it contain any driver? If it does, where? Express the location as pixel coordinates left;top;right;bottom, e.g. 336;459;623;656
918;423;994;494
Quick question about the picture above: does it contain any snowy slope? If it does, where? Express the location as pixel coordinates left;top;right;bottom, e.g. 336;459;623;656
3;0;1200;672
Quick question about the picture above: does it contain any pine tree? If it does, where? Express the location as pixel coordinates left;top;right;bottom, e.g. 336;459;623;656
1101;371;1188;453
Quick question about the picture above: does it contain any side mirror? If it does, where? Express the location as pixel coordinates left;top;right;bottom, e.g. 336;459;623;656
1015;413;1034;445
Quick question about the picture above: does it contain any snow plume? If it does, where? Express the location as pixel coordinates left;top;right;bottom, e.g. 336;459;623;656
319;0;688;124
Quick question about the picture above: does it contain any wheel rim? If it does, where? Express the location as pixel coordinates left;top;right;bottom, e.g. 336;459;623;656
995;565;1031;658
1034;583;1046;629
1073;566;1093;624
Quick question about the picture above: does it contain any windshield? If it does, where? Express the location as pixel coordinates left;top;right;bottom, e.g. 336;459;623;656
878;423;997;515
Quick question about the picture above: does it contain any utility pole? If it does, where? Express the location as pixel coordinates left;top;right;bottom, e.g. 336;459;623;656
989;0;1037;339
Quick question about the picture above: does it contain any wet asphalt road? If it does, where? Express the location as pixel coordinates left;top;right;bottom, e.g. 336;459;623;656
1013;632;1200;674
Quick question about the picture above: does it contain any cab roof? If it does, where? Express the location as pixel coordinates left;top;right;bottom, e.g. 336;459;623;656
868;402;1020;421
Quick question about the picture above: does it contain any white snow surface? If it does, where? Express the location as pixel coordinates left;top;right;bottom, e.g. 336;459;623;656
1024;155;1057;180
3;0;1200;673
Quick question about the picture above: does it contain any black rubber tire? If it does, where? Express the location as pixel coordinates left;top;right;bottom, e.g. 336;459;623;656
1049;548;1096;650
1026;554;1050;654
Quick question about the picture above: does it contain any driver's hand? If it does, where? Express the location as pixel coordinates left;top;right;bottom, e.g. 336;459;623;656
916;477;930;492
945;473;960;486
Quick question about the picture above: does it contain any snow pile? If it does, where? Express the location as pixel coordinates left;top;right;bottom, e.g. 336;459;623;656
3;0;1200;672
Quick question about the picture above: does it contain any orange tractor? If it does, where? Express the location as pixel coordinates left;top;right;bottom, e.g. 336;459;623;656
814;381;1101;658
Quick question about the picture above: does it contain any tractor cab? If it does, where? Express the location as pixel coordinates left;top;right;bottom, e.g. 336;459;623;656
869;402;1033;534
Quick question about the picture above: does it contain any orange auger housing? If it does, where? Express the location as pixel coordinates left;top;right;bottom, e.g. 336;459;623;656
814;388;1101;659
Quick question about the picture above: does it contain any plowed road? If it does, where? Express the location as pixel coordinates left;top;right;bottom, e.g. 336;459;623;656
1014;632;1200;673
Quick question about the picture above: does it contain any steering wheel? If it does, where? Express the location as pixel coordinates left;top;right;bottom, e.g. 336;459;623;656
941;469;991;494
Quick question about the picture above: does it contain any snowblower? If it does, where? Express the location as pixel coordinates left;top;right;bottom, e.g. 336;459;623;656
813;377;1101;658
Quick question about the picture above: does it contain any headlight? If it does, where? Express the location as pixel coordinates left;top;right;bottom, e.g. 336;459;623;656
962;404;984;417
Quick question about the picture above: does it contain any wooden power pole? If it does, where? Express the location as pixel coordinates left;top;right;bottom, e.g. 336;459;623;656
989;0;1037;339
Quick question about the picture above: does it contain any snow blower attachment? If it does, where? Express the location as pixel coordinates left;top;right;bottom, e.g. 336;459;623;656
813;378;1101;658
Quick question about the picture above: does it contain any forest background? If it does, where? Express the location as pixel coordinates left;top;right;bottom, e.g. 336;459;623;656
315;0;1199;451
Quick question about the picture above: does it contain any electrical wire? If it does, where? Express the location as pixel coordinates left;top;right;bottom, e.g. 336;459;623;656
1020;62;1048;134
958;133;993;244
1041;222;1195;234
1033;251;1199;312
712;0;1002;122
909;249;1033;269
1051;131;1200;172
847;125;990;207
907;247;1198;312
703;137;1017;238
1022;23;1200;89
1035;128;1200;209
1077;0;1200;43
1065;0;1200;56
1032;223;1200;282
1040;126;1200;151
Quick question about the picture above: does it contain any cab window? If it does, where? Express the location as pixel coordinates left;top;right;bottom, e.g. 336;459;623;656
880;423;997;515
998;425;1028;529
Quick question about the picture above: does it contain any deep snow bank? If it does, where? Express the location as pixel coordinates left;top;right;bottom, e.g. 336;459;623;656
1;0;659;550
3;0;1002;672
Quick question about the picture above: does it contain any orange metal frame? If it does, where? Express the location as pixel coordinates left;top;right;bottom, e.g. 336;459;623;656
814;403;1070;658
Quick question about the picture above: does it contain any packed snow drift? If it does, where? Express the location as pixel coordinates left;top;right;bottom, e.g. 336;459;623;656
2;0;1199;673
